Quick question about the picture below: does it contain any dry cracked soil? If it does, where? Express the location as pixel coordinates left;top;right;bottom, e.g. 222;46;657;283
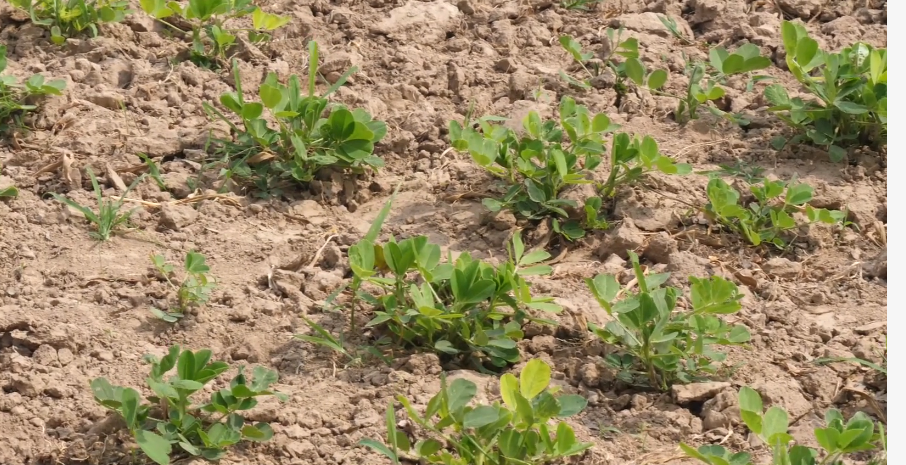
0;0;888;464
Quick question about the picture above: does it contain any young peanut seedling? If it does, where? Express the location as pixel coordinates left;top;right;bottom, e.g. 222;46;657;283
348;203;561;369
91;345;286;465
704;176;844;249
150;251;216;322
682;386;886;465
0;45;66;132
204;41;386;196
0;161;18;199
361;358;593;465
8;0;130;44
451;96;689;241
654;43;771;124
766;21;886;161
50;167;146;241
559;30;668;99
559;0;603;10
141;0;289;68
587;252;750;390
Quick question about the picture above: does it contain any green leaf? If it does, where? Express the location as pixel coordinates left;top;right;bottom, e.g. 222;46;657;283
241;423;274;441
519;359;551;400
556;421;577;455
482;198;503;212
136;430;172;465
463;406;501;429
795;37;819;68
828;145;846;163
763;406;789;441
785;183;813;205
647;69;668;90
415;439;443;456
525;179;547;203
447;378;477;412
500;373;519;410
834;100;869;114
359;439;399;464
557;394;588;417
738;387;763;413
252;8;290;30
434;340;459;354
625;58;644;85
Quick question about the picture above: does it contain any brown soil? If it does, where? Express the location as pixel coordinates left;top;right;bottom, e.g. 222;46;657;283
0;0;887;464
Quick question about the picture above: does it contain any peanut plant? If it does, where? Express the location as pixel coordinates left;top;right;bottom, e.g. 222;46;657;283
205;41;386;196
766;21;886;162
587;252;750;390
559;30;668;99
8;0;129;44
50;167;146;241
348;203;561;369
362;359;593;465
682;387;886;465
704;177;844;249
141;0;288;68
450;96;689;241
656;44;771;124
0;45;66;132
149;251;216;322
0;162;18;199
91;345;286;465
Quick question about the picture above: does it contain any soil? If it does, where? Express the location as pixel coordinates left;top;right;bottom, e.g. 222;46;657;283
0;0;887;464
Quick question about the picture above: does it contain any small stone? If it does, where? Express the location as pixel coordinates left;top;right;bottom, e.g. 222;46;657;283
672;382;730;404
290;200;327;225
158;204;198;231
854;321;886;335
642;232;677;264
57;348;74;366
597;219;644;259
578;363;601;388
761;257;802;279
86;91;125;110
31;345;59;367
702;410;730;430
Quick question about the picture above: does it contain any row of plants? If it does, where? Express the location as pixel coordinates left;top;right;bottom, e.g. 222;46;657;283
559;20;886;162
86;202;887;465
6;0;288;66
93;345;886;465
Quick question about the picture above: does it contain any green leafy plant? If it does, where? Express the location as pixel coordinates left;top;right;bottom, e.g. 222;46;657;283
450;96;688;241
658;14;693;45
351;218;562;369
587;251;750;390
150;251;216;322
361;358;593;464
682;386;886;465
9;0;129;44
704;177;844;249
138;153;167;190
90;345;286;465
0;161;18;199
0;45;66;132
559;30;668;98
815;335;886;375
140;0;289;68
0;184;16;198
765;21;886;162
559;0;603;10
656;44;771;124
50;167;145;241
205;41;386;196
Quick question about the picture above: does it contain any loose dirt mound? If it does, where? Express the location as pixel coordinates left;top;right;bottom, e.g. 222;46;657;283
0;0;886;464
